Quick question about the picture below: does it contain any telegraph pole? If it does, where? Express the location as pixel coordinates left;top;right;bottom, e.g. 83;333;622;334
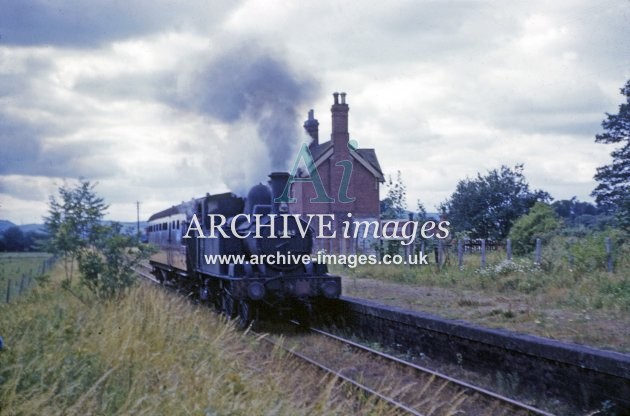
136;201;141;241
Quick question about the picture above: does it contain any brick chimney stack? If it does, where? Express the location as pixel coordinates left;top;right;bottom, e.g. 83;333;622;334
331;92;349;154
303;109;319;148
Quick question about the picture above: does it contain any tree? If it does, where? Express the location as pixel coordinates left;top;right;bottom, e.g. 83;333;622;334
1;226;26;251
551;197;607;229
552;197;598;219
415;199;428;223
441;164;550;240
44;180;108;281
509;202;562;254
592;79;630;231
44;180;154;299
380;170;408;219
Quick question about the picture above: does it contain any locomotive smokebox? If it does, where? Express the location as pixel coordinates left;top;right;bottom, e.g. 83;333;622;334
268;172;290;214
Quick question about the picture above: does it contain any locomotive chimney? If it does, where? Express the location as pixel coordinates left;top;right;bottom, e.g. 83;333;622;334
331;91;349;155
303;109;319;148
269;172;291;214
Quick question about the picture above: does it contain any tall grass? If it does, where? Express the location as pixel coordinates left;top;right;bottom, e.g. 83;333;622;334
335;239;630;313
0;263;399;415
0;253;51;303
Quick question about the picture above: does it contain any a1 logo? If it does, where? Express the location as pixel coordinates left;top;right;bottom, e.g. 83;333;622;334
275;140;358;204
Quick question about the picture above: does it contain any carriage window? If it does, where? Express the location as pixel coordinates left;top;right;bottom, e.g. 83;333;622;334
177;220;180;229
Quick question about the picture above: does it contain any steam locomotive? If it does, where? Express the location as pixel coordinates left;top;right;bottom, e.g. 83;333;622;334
146;172;341;327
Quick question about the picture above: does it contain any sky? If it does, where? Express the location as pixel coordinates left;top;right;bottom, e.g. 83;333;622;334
0;0;628;224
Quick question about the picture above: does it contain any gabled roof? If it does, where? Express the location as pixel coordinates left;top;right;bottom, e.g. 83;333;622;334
355;148;383;179
308;141;384;182
310;141;332;161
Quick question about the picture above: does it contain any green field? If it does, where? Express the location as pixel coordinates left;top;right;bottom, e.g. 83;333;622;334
0;253;53;304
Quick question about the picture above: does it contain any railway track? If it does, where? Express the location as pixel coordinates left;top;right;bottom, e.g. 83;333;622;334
133;265;553;415
291;324;554;415
134;264;160;284
326;297;630;414
256;330;424;416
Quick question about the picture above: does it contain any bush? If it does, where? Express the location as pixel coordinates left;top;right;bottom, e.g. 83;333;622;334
78;223;155;300
543;228;628;275
509;202;562;255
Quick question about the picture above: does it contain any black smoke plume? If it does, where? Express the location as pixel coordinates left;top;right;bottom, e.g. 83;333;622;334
176;44;318;192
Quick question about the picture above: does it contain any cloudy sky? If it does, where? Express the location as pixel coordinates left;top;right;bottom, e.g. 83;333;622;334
0;0;628;224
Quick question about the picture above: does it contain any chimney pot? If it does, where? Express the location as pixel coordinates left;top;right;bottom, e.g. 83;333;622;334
331;90;349;152
304;109;319;146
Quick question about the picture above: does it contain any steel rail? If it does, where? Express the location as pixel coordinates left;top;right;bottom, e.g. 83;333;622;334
255;332;425;416
305;324;555;416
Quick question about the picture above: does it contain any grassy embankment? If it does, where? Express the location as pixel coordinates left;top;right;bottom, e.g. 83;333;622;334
338;247;630;311
333;239;630;350
0;256;403;416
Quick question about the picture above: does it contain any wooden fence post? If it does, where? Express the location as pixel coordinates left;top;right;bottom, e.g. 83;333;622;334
5;279;11;303
506;239;512;261
605;237;613;272
458;239;464;270
535;238;542;265
480;239;486;268
19;274;26;294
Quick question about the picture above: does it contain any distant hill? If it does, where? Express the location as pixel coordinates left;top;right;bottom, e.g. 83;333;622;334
19;224;46;234
0;220;146;236
0;221;46;234
107;221;148;236
0;220;15;232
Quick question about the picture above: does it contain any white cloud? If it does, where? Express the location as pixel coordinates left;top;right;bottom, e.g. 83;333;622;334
0;0;628;223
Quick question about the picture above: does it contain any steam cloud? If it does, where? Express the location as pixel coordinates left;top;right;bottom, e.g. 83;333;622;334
176;44;319;194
